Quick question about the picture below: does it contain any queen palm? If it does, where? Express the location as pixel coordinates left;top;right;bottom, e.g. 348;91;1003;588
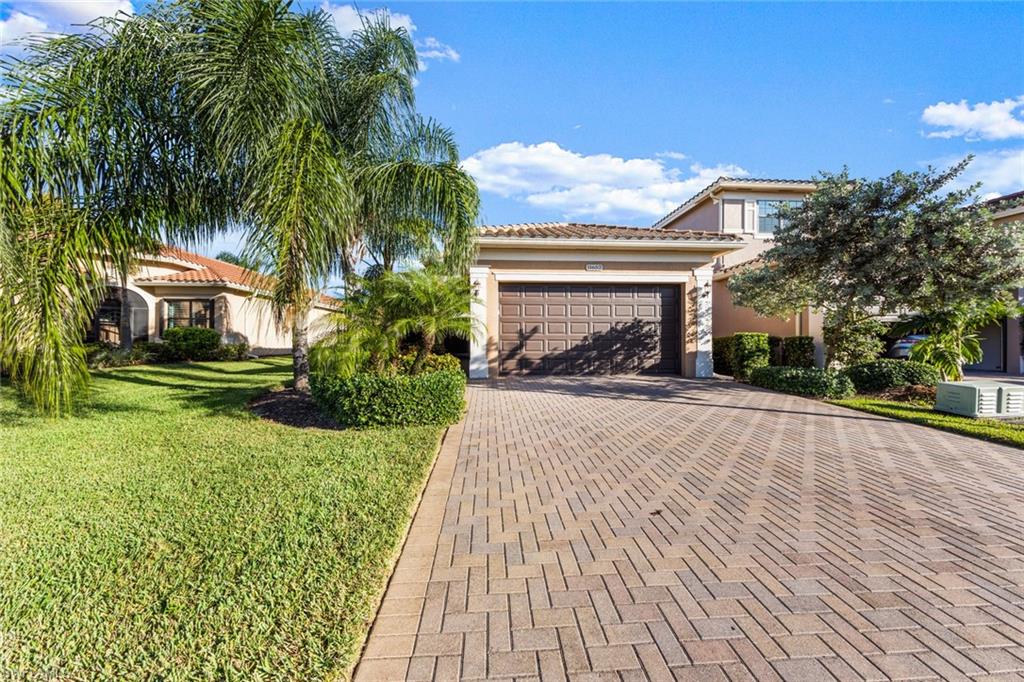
383;269;479;375
0;0;479;409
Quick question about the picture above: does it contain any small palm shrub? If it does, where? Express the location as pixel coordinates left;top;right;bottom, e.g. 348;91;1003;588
731;333;770;381
85;343;151;369
398;351;462;375
749;366;854;399
843;359;940;394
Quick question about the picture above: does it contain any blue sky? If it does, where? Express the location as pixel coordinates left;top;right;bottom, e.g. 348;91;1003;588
3;1;1023;257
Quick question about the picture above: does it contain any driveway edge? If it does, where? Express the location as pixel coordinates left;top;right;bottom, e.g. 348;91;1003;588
352;416;465;681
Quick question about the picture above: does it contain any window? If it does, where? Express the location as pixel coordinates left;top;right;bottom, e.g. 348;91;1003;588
162;299;214;332
757;200;803;235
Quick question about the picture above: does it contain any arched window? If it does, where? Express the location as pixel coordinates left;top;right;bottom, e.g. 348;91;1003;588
86;287;149;344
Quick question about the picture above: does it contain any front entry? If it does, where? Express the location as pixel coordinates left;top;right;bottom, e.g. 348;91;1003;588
498;283;681;375
86;287;150;345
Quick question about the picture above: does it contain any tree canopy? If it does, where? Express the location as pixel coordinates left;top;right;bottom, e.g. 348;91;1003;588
729;160;1024;365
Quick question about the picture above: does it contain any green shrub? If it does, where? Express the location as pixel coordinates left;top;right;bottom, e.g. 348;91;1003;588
712;337;734;376
749;366;855;399
134;341;174;363
731;332;770;381
767;336;784;366
783;336;816;368
85;344;151;369
311;369;466;427
398;352;462;375
842;359;940;394
162;327;222;361
219;342;251;361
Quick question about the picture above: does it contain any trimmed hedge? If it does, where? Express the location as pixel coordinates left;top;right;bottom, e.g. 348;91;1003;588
311;369;466;427
842;359;940;394
162;327;222;361
731;332;770;381
783;336;816;368
768;336;784;366
712;337;734;376
749;366;855;399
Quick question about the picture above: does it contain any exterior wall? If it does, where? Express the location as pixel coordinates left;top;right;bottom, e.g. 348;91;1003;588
712;279;799;338
474;247;720;378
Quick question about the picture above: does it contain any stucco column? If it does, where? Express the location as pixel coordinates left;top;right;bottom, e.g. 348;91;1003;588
469;265;490;379
694;267;714;378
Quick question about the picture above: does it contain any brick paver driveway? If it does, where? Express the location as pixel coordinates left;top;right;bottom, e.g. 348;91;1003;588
356;377;1024;681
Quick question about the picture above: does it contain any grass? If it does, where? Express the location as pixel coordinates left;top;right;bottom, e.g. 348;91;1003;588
831;396;1024;449
0;358;444;680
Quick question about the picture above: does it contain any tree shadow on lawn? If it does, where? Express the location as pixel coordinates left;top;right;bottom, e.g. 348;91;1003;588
94;366;289;417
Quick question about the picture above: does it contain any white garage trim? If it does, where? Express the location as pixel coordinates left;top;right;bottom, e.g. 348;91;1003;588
491;271;692;283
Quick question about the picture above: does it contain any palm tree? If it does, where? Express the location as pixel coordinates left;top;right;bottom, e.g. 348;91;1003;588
384;269;478;374
0;0;479;409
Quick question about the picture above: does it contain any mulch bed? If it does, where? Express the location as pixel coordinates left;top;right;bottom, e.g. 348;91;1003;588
871;384;937;404
248;387;341;430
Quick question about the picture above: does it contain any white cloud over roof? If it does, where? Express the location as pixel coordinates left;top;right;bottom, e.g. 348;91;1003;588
463;141;748;221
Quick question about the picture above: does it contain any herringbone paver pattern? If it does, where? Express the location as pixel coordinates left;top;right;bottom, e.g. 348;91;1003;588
355;377;1024;681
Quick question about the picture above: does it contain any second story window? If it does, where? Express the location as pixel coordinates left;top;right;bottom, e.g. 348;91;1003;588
757;200;803;235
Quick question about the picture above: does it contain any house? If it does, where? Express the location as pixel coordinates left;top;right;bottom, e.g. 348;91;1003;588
654;178;825;366
469;181;1024;379
970;192;1024;375
86;247;338;354
468;178;820;379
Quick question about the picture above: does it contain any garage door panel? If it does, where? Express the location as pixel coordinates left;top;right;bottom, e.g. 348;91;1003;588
499;283;680;376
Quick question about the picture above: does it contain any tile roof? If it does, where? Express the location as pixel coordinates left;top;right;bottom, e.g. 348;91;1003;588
138;247;339;306
478;222;744;243
988;190;1024;206
652;177;816;230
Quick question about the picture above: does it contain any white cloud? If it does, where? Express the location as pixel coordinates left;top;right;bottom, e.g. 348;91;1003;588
0;1;132;52
656;151;688;160
321;3;458;70
882;98;895;105
933;149;1024;200
922;96;1024;141
0;11;47;50
463;141;748;221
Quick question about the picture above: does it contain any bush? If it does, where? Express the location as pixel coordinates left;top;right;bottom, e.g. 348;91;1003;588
162;327;222;361
219;342;251;361
749;366;855;399
767;336;784;366
783;336;816;368
311;369;466;427
842;359;940;394
398;352;462;375
731;333;770;381
134;341;175;363
712;337;734;376
85;343;151;369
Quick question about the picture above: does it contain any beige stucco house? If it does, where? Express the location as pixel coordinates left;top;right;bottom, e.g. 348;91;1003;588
87;247;337;354
469;180;1024;379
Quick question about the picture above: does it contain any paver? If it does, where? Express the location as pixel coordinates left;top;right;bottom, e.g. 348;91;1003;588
355;376;1024;680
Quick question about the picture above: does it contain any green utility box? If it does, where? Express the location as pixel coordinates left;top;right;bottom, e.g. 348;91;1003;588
935;381;1024;419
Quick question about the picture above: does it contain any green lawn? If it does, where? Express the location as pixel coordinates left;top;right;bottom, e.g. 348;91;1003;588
831;397;1024;449
0;358;443;680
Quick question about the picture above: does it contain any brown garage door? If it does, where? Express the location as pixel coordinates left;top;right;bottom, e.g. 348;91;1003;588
498;283;681;375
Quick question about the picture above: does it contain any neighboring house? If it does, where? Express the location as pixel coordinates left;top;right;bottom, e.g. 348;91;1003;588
654;178;826;366
86;247;338;354
970;192;1024;375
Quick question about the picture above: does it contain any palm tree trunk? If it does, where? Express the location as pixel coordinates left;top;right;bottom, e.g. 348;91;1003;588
292;312;311;393
118;279;133;351
411;331;434;374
